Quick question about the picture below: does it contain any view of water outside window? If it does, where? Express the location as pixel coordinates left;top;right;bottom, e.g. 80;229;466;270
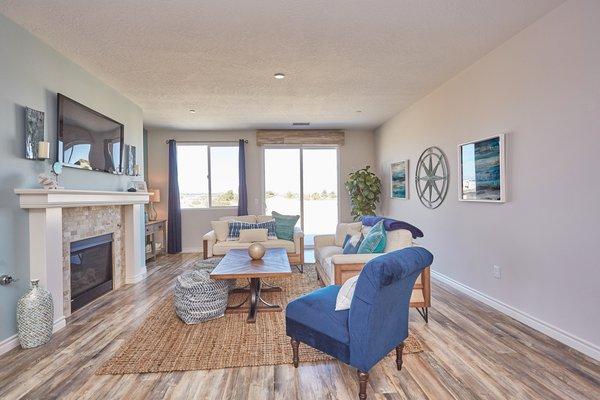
264;148;338;245
264;148;302;219
177;144;239;208
210;146;239;206
302;148;338;240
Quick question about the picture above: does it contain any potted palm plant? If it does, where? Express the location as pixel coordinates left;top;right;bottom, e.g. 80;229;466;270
345;165;382;221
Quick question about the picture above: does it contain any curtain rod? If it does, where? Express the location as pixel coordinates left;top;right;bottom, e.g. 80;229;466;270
165;139;248;144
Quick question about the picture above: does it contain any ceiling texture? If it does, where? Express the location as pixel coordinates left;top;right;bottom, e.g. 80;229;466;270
0;0;562;130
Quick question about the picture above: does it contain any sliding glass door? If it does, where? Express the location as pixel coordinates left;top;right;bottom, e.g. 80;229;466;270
263;147;339;247
264;148;302;218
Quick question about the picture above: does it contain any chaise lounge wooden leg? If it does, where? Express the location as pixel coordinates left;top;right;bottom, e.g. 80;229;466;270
291;338;299;368
357;371;369;400
202;240;208;260
396;342;404;370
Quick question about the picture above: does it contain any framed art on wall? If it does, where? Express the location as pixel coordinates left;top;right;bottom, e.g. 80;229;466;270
458;134;506;202
124;144;137;175
25;107;44;159
391;160;409;199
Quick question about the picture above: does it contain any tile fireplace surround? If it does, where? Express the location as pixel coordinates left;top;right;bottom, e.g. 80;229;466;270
62;206;125;316
14;189;149;332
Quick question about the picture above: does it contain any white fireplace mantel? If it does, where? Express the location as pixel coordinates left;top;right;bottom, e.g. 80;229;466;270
14;188;149;333
14;188;149;208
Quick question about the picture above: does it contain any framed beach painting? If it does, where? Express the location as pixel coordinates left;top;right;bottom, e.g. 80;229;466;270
391;160;409;199
458;134;506;202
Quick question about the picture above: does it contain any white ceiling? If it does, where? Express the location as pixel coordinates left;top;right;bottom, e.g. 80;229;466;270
0;0;562;130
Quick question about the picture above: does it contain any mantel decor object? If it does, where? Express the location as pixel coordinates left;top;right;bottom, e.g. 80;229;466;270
17;279;54;349
24;107;45;160
128;179;147;192
37;174;58;189
37;141;50;160
37;162;64;189
248;242;266;260
124;144;137;176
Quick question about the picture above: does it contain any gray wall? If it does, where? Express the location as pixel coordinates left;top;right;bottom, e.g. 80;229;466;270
146;129;374;251
0;15;144;344
374;0;599;357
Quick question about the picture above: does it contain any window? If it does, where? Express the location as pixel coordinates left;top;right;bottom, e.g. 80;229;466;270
177;144;239;208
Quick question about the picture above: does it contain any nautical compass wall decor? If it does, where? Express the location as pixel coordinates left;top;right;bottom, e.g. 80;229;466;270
415;146;449;209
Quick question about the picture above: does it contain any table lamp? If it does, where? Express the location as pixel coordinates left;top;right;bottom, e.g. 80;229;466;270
148;189;160;221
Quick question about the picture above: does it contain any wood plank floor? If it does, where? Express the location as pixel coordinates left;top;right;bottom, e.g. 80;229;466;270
0;253;598;400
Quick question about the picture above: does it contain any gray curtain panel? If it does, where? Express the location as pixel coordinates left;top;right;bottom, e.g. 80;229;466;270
237;139;248;216
167;139;182;253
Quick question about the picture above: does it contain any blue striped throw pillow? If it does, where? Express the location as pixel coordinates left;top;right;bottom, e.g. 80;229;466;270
227;221;256;240
256;220;277;239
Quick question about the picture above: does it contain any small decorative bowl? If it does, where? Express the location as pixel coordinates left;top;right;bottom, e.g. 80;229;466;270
248;243;266;260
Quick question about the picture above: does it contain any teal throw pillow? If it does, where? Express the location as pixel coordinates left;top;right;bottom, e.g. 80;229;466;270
271;211;300;241
357;220;386;254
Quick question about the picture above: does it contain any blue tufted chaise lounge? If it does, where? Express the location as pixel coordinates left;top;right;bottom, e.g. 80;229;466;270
286;247;433;400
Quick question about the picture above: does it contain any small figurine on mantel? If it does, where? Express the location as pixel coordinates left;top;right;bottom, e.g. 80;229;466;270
37;174;58;189
37;162;63;190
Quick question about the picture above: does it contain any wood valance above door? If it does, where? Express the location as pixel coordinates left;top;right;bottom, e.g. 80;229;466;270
256;130;345;146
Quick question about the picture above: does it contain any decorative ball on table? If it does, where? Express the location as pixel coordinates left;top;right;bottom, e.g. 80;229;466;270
248;242;266;260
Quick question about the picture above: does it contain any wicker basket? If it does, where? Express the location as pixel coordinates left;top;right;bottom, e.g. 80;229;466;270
174;270;233;324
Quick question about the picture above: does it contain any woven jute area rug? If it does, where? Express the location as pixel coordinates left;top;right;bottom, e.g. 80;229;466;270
98;261;423;375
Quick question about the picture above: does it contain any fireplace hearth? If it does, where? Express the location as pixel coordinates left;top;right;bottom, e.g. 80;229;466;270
70;233;113;311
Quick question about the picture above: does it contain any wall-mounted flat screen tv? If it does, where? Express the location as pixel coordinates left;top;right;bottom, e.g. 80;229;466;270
57;94;124;174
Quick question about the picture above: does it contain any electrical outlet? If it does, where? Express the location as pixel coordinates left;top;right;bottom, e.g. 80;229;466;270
493;265;501;279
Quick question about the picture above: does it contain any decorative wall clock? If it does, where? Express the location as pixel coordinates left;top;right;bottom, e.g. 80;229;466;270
415;146;449;209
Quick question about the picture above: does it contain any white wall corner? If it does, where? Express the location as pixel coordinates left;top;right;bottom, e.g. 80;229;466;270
431;271;600;361
125;269;148;285
53;316;66;333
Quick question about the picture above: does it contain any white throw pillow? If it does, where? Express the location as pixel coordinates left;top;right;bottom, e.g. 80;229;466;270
238;228;268;243
219;215;257;223
335;275;359;311
335;222;363;247
384;229;413;252
211;220;229;242
256;215;276;223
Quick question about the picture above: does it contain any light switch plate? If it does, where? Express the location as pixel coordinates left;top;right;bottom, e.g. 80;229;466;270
493;265;502;279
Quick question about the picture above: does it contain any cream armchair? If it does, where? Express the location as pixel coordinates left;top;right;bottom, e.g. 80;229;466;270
314;222;431;322
202;215;304;265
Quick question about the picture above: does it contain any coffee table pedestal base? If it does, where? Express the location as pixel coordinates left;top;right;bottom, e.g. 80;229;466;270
227;278;282;323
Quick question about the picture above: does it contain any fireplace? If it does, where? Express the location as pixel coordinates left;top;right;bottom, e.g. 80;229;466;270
70;233;113;311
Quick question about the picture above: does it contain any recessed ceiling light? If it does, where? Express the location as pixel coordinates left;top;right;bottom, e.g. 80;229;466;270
274;73;285;79
189;109;196;114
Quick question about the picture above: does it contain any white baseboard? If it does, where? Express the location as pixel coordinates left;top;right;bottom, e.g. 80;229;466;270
0;316;67;356
53;316;66;333
431;270;600;361
125;268;147;284
0;334;19;355
181;247;202;254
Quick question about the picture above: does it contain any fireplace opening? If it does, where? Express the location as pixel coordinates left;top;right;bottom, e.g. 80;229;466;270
70;233;113;311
